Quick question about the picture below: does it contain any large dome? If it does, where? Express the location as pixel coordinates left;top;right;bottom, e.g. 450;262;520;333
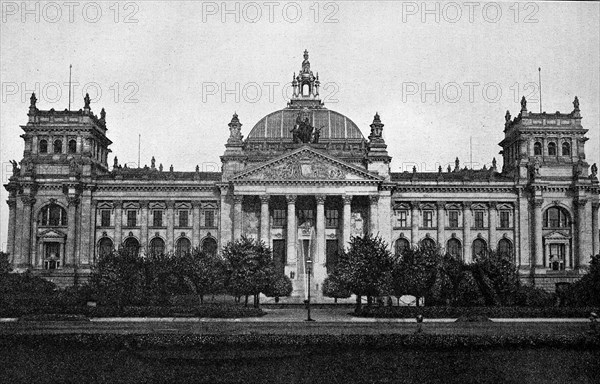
246;107;365;143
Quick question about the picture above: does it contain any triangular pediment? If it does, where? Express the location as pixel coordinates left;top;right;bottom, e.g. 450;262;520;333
232;146;381;183
38;229;66;239
544;231;571;240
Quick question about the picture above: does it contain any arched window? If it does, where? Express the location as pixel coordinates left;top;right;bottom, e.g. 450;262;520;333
420;237;436;251
53;139;62;154
176;237;191;256
39;139;48;154
562;142;570;156
149;237;165;256
548;142;556;156
201;237;218;256
98;238;113;257
497;238;512;257
534;142;542;156
39;204;67;226
543;207;569;228
395;238;410;256
447;238;462;259
472;238;487;259
68;139;77;154
123;237;140;257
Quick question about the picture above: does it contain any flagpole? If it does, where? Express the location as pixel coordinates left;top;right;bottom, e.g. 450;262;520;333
538;67;542;113
68;64;72;111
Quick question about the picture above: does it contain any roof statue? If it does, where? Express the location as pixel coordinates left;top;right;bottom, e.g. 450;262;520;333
573;96;580;111
520;96;527;112
84;93;91;109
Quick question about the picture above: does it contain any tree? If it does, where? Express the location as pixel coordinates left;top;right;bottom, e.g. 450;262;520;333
222;236;278;308
322;273;351;303
90;250;146;308
565;254;600;306
181;248;227;304
0;252;11;275
263;274;293;303
392;247;438;307
334;234;395;312
469;250;520;306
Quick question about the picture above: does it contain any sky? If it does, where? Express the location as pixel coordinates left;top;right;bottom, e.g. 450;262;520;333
0;1;599;250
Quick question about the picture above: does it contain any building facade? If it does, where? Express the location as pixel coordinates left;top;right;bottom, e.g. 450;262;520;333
4;51;600;297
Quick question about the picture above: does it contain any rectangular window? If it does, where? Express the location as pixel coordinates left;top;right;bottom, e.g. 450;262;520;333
178;210;189;227
326;209;339;228
127;210;137;227
449;210;459;228
423;210;433;228
326;239;340;274
272;239;286;274
499;211;510;228
272;209;286;227
204;210;215;227
396;210;408;228
100;210;111;227
474;211;485;228
299;209;314;226
153;210;163;227
549;244;566;271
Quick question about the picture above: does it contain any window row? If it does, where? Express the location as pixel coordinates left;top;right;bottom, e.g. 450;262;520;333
393;209;513;229
38;139;78;154
97;236;218;258
271;208;341;228
99;209;217;228
394;237;513;259
533;141;571;156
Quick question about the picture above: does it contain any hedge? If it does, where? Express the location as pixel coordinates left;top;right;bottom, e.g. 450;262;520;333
1;304;265;318
354;306;599;319
2;333;599;350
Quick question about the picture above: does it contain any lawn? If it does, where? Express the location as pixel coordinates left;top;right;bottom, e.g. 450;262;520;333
1;343;598;383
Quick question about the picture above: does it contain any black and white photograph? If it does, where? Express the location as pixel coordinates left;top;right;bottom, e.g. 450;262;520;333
1;1;599;383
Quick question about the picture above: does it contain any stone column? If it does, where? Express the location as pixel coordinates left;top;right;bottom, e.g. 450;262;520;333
489;202;497;252
378;192;392;247
19;196;36;268
517;189;529;269
66;196;79;267
369;195;379;235
411;201;419;248
259;195;270;245
576;198;592;268
166;201;175;252
78;190;93;267
6;199;17;258
233;195;243;240
13;197;25;267
436;201;445;248
592;202;599;257
219;186;232;250
192;201;201;248
342;195;352;250
140;201;149;255
314;195;327;288
30;210;38;268
114;201;122;249
286;195;297;266
533;198;544;269
463;202;472;263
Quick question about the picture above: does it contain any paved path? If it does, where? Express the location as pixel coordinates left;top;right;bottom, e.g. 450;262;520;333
0;308;593;336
